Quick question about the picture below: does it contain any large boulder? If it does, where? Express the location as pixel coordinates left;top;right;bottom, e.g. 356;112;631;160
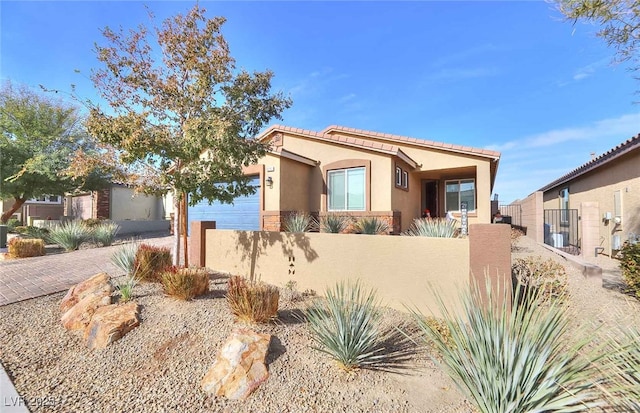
61;289;112;331
84;302;141;350
201;329;271;400
60;273;113;313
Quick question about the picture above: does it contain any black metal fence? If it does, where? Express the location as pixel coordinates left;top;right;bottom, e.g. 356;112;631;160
498;204;522;226
543;209;579;253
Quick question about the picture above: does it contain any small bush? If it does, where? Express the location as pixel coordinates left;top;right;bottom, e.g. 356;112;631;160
161;266;210;300
133;244;172;282
304;280;385;371
6;219;20;232
320;214;351;233
403;218;458;238
283;211;317;232
418;316;455;352
227;275;279;323
92;221;120;247
512;256;567;304
8;238;45;258
620;241;640;299
353;217;389;235
510;228;524;251
82;218;104;228
48;220;92;251
13;225;28;234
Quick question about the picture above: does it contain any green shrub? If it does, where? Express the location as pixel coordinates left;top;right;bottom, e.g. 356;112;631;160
319;214;351;233
133;244;172;282
24;226;50;241
227;275;279;323
82;218;104;228
13;226;28;234
304;280;385;372
353;217;389;235
620;241;640;299
512;256;567;304
403;218;458;238
283;211;317;232
410;280;600;413
161;266;210;300
48;220;92;251
6;219;20;232
8;238;45;258
92;221;120;246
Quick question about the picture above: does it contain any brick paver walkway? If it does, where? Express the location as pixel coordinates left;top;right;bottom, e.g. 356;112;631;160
0;234;175;306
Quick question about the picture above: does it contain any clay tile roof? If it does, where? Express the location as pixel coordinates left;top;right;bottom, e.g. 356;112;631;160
539;133;640;192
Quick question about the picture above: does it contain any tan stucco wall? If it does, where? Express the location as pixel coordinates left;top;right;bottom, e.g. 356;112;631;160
391;159;422;232
204;230;468;316
261;154;281;212
514;191;544;243
69;194;93;219
110;186;164;221
279;157;311;212
542;151;640;255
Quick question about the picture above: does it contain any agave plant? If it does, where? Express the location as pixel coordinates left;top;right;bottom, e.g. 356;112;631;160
319;213;351;233
283;211;318;232
304;280;386;371
410;279;602;413
403;218;458;238
111;240;141;302
353;217;389;235
48;220;93;251
92;221;120;246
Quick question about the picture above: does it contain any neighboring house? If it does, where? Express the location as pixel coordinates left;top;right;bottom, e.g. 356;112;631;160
188;125;500;234
1;195;64;225
510;133;640;259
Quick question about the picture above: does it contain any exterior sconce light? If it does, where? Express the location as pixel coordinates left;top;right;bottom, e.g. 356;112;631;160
266;176;274;187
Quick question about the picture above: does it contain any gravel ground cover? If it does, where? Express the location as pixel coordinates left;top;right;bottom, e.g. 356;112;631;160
1;235;638;413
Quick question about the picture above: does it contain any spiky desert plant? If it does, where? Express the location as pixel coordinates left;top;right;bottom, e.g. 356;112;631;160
133;244;172;282
117;277;138;302
161;266;210;300
7;238;45;258
227;275;279;323
111;240;140;275
410;279;601;413
283;211;317;232
403;218;458;238
353;217;389;235
304;280;386;371
599;325;640;411
320;213;351;233
92;221;120;247
48;220;92;251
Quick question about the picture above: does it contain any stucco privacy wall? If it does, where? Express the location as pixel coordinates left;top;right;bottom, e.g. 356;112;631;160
512;191;544;243
110;186;165;221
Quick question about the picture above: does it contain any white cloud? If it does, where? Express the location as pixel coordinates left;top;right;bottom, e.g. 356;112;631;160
424;67;500;82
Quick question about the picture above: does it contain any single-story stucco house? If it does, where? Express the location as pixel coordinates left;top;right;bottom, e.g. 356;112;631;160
1;195;64;225
509;133;639;259
188;125;501;234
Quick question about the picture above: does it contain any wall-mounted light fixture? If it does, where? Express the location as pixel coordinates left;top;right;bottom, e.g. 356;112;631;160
266;176;274;187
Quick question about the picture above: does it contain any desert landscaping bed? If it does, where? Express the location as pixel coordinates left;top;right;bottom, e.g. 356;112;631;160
1;236;639;413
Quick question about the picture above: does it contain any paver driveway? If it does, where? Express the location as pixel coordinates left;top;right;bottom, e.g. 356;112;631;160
0;234;175;306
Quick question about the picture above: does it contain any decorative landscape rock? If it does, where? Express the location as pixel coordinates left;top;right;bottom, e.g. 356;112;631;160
61;288;113;331
201;328;271;400
84;302;141;350
60;272;112;313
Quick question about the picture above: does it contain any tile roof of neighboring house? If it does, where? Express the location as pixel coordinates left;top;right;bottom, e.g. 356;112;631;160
321;125;501;160
539;133;640;192
258;125;419;168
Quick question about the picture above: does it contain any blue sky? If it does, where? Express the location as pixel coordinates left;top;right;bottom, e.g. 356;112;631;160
1;1;638;204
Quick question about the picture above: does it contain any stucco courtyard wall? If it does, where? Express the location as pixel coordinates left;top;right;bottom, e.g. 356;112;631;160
198;224;511;317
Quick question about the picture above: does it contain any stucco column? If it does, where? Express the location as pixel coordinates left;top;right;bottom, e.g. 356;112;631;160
476;163;491;223
469;223;512;308
189;221;216;268
580;202;600;260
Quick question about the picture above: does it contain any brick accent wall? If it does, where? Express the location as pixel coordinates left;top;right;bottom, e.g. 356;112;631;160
94;188;111;219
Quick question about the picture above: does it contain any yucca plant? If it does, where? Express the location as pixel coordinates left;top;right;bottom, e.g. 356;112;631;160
304;280;386;371
353;217;389;235
48;220;93;251
283;211;317;232
161;266;210;300
319;214;351;233
410;279;602;413
600;325;640;411
111;241;140;302
92;221;120;247
403;218;458;238
227;275;279;323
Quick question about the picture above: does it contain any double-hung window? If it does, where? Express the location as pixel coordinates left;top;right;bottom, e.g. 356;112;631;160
328;167;365;211
28;195;62;204
559;187;569;224
445;179;475;211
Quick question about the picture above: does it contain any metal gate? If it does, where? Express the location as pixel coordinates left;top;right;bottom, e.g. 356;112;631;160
543;209;579;254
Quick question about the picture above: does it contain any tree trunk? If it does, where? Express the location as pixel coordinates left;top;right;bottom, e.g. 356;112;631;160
182;195;189;267
172;189;181;266
1;197;27;223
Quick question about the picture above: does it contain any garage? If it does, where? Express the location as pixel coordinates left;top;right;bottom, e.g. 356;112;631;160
187;176;261;232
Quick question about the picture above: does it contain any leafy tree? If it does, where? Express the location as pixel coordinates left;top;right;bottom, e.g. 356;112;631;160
0;81;109;223
86;5;291;265
557;0;640;90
